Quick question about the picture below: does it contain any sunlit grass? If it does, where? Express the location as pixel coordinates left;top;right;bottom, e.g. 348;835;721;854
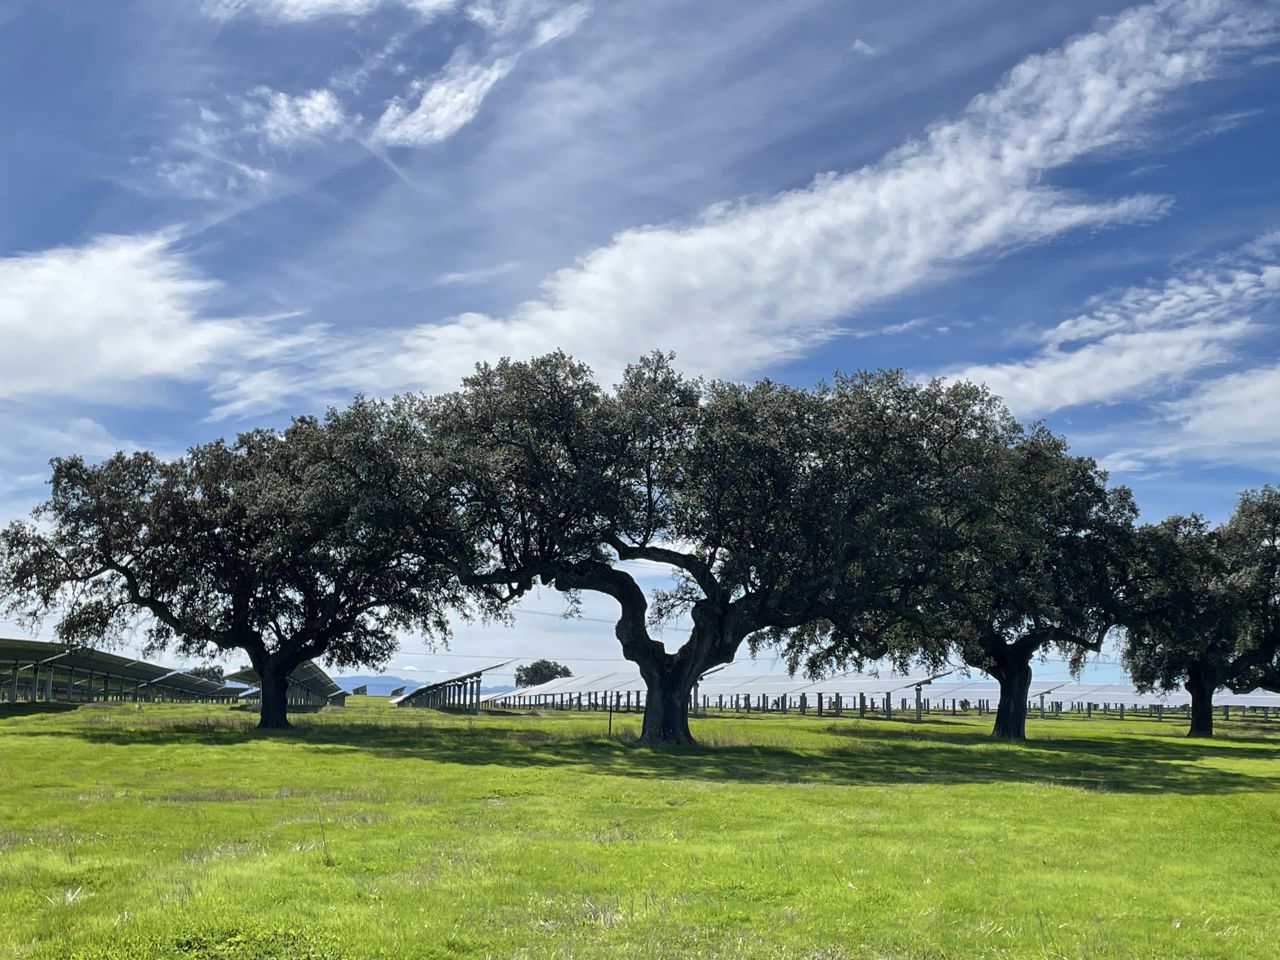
1;698;1277;958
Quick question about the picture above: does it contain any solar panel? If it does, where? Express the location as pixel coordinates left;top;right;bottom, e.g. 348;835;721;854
392;661;514;707
225;661;346;700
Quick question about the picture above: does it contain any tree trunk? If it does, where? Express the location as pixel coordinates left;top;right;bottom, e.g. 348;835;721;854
990;656;1033;740
1185;669;1215;738
547;559;741;747
257;665;291;730
637;658;697;746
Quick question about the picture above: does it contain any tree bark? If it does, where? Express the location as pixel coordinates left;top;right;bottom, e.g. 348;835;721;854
990;655;1033;740
636;657;698;746
1185;668;1215;738
257;664;292;730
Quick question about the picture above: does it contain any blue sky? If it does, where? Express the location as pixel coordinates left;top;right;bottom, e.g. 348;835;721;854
1;0;1277;679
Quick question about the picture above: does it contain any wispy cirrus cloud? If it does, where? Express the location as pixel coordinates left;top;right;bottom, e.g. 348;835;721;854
372;2;591;147
373;52;517;146
211;0;1278;414
529;2;592;47
434;261;522;286
956;322;1255;417
1092;351;1280;474
202;0;458;22
1166;361;1280;465
950;238;1280;416
166;0;591;194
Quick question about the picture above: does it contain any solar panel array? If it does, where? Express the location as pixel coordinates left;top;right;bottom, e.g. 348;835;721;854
1;637;235;704
486;667;1280;714
393;661;514;712
225;661;348;706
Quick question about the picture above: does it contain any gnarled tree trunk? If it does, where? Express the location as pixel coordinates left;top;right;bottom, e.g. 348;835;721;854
1185;667;1215;738
990;655;1033;740
550;558;746;747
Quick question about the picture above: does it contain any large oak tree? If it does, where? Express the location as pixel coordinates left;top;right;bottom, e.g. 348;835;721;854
773;425;1135;740
381;353;1020;745
0;413;469;728
1122;486;1280;737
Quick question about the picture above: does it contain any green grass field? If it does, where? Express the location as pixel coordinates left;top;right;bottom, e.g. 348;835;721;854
1;699;1277;960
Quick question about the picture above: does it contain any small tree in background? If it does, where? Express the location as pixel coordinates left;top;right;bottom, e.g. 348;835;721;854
515;659;573;687
187;664;225;684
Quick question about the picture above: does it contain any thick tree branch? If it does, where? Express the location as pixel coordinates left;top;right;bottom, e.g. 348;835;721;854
605;535;718;596
549;559;668;665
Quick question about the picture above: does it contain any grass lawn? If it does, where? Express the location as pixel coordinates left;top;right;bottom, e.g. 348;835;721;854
1;699;1277;959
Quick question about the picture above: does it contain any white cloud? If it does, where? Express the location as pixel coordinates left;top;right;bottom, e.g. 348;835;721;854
231;0;1275;406
141;89;346;204
373;51;517;146
530;2;591;48
202;0;457;22
1090;359;1280;474
331;33;411;93
0;234;256;402
953;321;1254;416
1142;362;1280;467
435;261;522;285
850;38;879;57
465;0;533;34
372;3;589;147
0;416;138;463
1173;363;1280;444
949;240;1280;415
138;108;274;201
256;88;347;147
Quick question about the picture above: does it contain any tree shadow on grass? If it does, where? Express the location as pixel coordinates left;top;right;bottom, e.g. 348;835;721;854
0;702;83;719
9;712;1280;796
821;719;1280;760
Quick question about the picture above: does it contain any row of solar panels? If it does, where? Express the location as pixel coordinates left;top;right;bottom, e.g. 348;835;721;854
485;667;1280;708
226;661;348;702
0;637;231;697
0;638;344;703
390;661;513;706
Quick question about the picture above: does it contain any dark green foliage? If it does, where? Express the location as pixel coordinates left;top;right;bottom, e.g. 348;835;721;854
771;416;1136;740
1223;485;1280;692
0;414;470;729
385;355;1045;744
187;665;225;684
515;659;573;687
1122;485;1280;737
